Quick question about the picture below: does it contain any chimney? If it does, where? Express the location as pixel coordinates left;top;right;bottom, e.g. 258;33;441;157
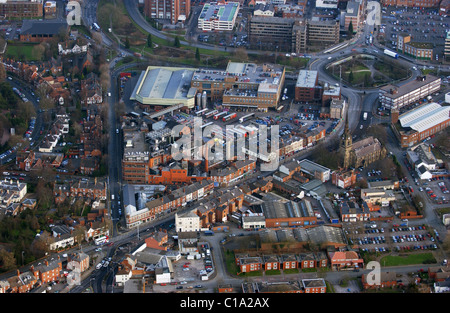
391;109;399;124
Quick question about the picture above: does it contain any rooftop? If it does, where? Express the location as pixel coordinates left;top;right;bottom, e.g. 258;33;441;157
399;102;450;133
295;70;318;88
199;2;240;22
130;66;197;106
380;74;440;99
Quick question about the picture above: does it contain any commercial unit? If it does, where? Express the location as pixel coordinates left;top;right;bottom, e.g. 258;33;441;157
130;66;198;108
379;75;441;110
191;61;285;110
197;2;240;31
394;102;450;148
143;0;191;24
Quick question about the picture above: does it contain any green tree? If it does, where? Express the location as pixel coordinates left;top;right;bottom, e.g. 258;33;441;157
125;37;130;49
348;21;354;37
348;70;354;83
174;36;181;48
147;34;152;48
195;47;200;61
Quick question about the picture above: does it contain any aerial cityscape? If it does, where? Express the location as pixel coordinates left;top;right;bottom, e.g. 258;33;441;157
0;0;449;298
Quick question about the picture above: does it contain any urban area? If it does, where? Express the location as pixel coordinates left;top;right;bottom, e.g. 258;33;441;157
0;0;449;298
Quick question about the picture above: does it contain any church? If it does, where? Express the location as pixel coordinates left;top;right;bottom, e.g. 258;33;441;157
341;112;387;169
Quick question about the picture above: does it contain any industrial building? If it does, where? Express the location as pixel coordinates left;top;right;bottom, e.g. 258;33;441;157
130;66;198;108
393;102;450;148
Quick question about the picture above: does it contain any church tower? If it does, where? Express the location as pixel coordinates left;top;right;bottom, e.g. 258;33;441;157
341;110;352;169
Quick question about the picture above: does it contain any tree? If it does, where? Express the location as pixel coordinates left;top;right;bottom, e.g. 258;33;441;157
147;34;152;48
195;47;200;61
0;63;6;83
125;37;130;49
174;36;181;48
0;249;16;272
348;70;354;84
348;21;354;37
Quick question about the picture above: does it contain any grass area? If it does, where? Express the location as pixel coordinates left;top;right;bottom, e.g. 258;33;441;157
5;43;39;61
265;269;281;276
283;268;299;274
380;253;436;266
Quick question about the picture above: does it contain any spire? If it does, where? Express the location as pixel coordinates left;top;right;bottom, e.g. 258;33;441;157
344;108;349;136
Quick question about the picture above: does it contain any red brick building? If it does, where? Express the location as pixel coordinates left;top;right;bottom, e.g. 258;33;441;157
362;272;397;289
328;250;364;270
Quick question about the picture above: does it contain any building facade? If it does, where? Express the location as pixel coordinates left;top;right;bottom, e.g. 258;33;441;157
143;0;191;24
379;75;441;110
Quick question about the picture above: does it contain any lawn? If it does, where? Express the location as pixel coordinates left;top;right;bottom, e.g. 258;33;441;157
380;253;436;266
5;44;39;61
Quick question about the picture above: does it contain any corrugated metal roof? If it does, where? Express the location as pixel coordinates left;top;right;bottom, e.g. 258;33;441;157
399;102;450;133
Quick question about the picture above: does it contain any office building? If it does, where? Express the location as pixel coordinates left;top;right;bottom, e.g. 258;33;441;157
444;31;450;61
197;2;240;31
294;70;319;102
248;16;296;52
143;0;191;25
379;74;441;110
306;17;340;47
0;0;43;18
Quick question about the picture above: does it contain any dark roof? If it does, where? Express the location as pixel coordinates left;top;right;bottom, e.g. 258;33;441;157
21;20;68;36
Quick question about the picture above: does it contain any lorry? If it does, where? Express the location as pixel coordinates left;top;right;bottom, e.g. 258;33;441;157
363;112;368;121
384;49;398;59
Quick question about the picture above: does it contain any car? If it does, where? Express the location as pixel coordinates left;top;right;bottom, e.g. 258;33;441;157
176;286;183;289
116;128;119;134
95;248;102;252
195;285;203;288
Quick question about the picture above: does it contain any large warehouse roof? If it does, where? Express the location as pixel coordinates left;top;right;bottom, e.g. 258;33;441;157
130;66;198;107
399;102;450;133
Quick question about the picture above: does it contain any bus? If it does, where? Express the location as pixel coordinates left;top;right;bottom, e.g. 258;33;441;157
205;110;219;119
239;113;254;123
195;108;208;116
277;106;284;112
213;111;227;120
92;23;100;31
130;112;140;118
94;236;109;246
223;113;237;122
201;121;214;129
